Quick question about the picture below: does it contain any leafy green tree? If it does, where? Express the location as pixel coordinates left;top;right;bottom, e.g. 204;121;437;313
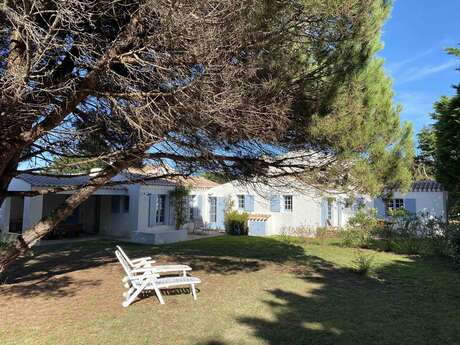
431;46;460;218
0;0;414;271
308;57;414;195
414;126;437;179
201;172;231;184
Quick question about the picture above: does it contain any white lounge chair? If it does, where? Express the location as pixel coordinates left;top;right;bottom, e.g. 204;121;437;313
116;245;192;276
116;251;201;306
116;245;156;268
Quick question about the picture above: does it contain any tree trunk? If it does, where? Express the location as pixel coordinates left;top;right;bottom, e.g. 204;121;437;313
0;158;136;272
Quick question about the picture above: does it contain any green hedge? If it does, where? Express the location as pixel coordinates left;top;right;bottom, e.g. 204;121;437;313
224;210;249;236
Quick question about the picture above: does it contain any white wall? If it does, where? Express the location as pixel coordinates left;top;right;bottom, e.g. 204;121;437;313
0;198;11;232
135;185;177;233
22;195;43;230
383;191;448;221
99;195;134;238
207;181;358;234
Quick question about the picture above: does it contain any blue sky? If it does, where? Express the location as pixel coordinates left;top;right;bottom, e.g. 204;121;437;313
379;0;460;139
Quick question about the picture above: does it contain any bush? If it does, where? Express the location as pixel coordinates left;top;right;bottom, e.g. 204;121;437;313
224;210;249;236
315;226;341;245
280;225;315;240
446;222;460;265
342;208;381;248
340;207;460;266
352;249;375;275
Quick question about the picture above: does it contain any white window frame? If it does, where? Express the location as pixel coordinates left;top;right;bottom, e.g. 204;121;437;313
283;195;293;212
394;198;404;209
209;197;217;223
156;195;166;224
237;194;245;210
385;198;404;214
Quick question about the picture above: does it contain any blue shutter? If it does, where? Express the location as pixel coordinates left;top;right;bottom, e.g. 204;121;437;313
148;194;157;227
374;198;385;218
216;197;225;229
164;194;170;225
245;195;254;212
196;195;203;220
405;198;416;215
320;199;328;226
338;199;343;228
270;195;280;212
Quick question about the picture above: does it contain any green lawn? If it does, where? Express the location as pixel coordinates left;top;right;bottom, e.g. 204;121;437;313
1;235;460;345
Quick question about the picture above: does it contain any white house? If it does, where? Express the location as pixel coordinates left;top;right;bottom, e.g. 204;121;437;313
0;171;218;244
0;171;449;243
372;180;448;221
206;180;365;236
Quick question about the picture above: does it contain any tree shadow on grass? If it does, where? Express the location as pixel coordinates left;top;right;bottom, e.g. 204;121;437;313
0;236;308;298
0;276;102;299
199;255;460;345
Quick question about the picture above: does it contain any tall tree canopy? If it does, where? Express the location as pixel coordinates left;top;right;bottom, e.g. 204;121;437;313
0;0;412;270
414;126;437;179
431;46;460;217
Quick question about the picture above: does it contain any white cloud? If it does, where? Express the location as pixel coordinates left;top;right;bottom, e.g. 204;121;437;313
385;48;435;75
395;60;458;84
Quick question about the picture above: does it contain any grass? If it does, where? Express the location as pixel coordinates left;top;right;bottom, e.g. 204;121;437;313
1;235;460;345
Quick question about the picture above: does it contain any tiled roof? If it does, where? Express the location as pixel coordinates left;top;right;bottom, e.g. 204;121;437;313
410;180;444;192
18;174;90;187
120;172;177;186
126;165;218;188
16;174;127;190
16;171;218;190
175;176;219;189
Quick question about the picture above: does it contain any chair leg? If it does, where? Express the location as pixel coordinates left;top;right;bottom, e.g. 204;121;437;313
191;284;197;300
122;281;148;307
154;287;165;305
123;287;134;298
183;270;187;277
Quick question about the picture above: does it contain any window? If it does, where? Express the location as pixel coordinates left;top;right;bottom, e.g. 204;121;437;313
156;195;166;224
283;195;293;212
394;199;404;209
111;196;120;213
327;199;333;220
385;198;404;214
209;197;217;223
189;195;196;220
123;196;130;213
237;195;245;210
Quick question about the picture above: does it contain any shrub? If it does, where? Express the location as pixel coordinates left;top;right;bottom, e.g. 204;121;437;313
315;226;341;245
281;225;315;239
352;249;375;275
169;186;190;230
446;222;460;265
224;210;248;236
342;208;381;248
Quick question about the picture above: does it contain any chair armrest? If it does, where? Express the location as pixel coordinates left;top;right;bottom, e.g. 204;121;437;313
131;257;153;263
131;267;160;274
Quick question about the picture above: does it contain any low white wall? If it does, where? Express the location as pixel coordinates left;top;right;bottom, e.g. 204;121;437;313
130;229;188;245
